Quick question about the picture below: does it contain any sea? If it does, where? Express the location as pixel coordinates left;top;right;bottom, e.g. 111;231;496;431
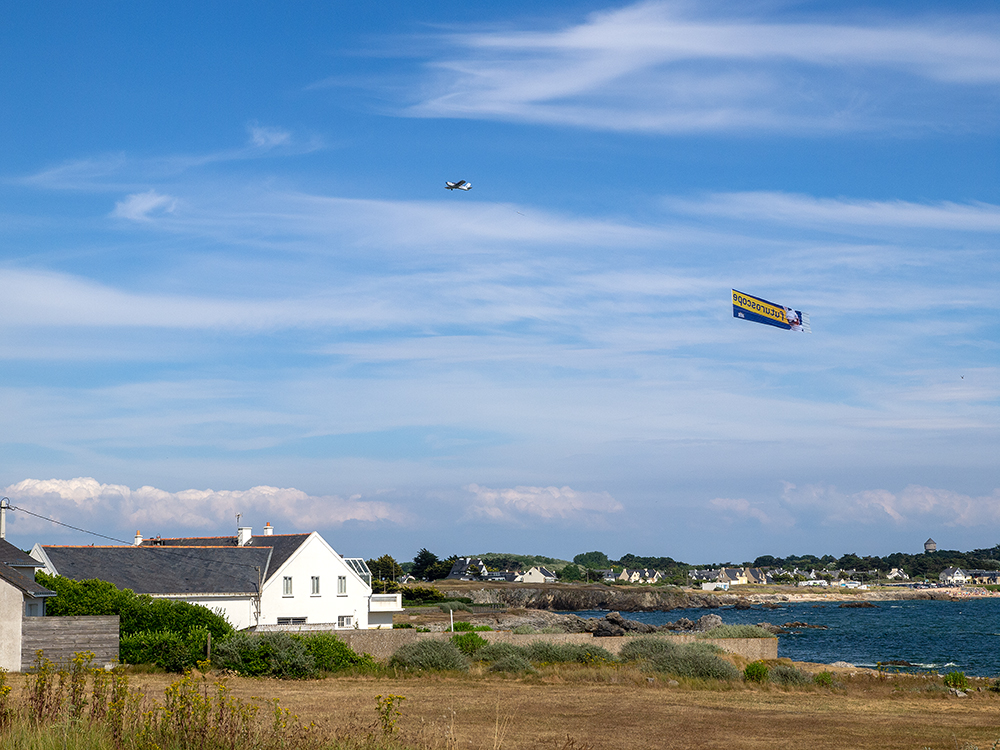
563;598;1000;676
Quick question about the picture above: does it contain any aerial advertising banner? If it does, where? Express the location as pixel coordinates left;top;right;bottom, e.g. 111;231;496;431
732;290;811;333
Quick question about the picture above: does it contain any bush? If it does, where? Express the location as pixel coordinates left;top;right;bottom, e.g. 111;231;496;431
619;637;680;663
451;632;489;657
212;631;315;678
645;645;739;681
699;625;774;639
401;586;446;605
476;642;529;664
813;671;834;687
37;573;234;640
512;625;537;635
450;621;491;632
770;664;811;686
389;640;469;672
489;653;535;674
524;641;578;664
121;630;189;672
296;632;375;672
744;661;770;683
438;602;472;613
944;671;969;691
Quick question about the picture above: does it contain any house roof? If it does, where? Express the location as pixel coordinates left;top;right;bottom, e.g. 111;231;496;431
0;563;55;598
38;545;273;595
0;538;43;569
140;533;310;583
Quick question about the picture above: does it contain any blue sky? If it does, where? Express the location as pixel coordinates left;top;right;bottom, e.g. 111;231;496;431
1;1;998;565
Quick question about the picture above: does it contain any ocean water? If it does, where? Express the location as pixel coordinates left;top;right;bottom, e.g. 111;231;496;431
564;598;1000;676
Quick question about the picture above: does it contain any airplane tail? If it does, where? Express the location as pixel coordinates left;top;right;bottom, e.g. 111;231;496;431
461;183;472;190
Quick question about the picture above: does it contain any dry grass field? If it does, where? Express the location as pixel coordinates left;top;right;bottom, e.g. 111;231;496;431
31;666;995;750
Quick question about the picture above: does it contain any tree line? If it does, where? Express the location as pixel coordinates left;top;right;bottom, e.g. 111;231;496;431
367;543;1000;584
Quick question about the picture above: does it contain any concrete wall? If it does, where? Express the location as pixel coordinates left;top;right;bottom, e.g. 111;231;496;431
330;629;777;663
20;616;119;672
0;581;23;672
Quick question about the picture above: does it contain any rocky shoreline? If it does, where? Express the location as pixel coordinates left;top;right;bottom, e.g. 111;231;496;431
440;582;995;612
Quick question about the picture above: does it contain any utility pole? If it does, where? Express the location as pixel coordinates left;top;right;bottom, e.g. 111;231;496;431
0;497;9;540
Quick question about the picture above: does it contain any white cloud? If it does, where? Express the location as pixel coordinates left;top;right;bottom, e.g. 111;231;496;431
463;483;623;525
405;1;1000;133
780;482;1000;527
668;192;1000;232
709;496;792;527
2;477;400;540
111;190;177;221
248;124;292;148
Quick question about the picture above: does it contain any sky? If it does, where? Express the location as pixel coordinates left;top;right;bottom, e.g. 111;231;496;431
1;0;998;566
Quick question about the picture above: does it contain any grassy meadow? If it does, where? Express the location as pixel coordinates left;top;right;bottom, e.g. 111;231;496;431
3;658;1000;750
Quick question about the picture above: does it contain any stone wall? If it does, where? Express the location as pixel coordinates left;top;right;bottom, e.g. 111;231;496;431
327;629;777;663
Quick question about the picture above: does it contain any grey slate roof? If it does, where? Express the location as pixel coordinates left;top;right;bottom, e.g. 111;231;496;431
0;563;55;598
40;545;273;595
0;538;43;569
140;534;309;584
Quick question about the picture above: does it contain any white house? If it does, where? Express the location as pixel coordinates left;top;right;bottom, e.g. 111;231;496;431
31;524;402;630
1;538;56;672
939;567;968;586
521;566;557;583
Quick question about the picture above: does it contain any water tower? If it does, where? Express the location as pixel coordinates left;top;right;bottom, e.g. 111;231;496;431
924;538;937;553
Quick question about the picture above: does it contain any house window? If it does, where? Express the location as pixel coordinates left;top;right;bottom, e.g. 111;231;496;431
338;615;352;628
283;576;293;596
337;576;347;595
311;576;320;596
277;617;307;625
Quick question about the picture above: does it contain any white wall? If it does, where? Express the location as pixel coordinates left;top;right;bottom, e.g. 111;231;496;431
257;533;372;629
153;594;255;632
0;580;24;672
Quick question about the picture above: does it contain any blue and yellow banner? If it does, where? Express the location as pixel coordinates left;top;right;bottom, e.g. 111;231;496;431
732;290;810;332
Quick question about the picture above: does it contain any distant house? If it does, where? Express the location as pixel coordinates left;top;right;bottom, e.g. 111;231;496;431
886;568;909;580
521;566;557;584
688;569;719;583
718;568;747;585
31;524;400;630
445;557;489;581
484;570;521;582
743;567;767;585
938;567;968;586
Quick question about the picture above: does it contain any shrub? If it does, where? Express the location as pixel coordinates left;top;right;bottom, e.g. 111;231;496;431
212;631;315;678
451;632;489;657
401;586;446;605
699;625;774;639
296;632;375;672
438;602;472;613
450;621;491;632
525;641;577;664
644;646;740;680
121;630;188;671
813;671;835;687
37;573;233;640
512;625;537;635
744;661;770;683
770;664;811;686
489;653;535;674
944;671;969;691
619;637;679;663
566;644;618;665
389;640;469;672
476;642;528;664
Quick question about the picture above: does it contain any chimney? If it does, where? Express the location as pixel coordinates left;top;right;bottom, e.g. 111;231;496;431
134;530;143;546
263;522;273;536
237;526;253;546
0;497;8;540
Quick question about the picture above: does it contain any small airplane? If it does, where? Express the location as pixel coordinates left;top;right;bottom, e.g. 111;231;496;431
445;180;472;191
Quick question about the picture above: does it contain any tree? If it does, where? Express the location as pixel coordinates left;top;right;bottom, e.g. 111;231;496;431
367;554;404;581
559;564;583;581
424;558;454;581
411;548;439;580
573;551;610;569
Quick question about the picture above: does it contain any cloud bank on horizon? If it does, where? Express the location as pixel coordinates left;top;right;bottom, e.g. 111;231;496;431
0;0;997;562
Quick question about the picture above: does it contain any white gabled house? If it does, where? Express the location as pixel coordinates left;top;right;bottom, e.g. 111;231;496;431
31;523;402;631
